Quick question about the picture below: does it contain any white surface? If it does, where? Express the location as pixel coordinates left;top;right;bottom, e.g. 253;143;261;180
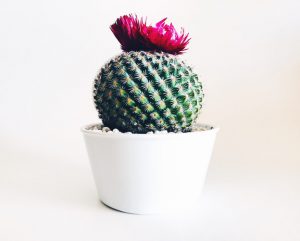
82;124;218;214
0;0;299;240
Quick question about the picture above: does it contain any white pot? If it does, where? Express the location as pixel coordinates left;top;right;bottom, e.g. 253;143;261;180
81;124;219;214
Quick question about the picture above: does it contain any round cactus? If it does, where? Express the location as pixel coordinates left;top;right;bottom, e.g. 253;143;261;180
93;15;204;133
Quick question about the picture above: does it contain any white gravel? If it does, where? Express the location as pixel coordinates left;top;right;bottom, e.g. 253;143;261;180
85;123;214;134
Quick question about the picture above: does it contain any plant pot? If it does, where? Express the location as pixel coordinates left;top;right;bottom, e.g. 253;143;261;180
81;124;219;214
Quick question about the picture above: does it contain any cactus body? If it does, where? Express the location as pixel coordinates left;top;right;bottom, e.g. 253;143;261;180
94;51;203;133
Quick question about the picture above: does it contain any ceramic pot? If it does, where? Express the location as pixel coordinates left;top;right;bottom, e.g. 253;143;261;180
82;124;218;214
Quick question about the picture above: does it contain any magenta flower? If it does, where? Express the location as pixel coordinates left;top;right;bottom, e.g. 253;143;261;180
110;15;190;55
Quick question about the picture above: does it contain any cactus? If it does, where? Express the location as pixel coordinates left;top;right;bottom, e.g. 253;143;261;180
93;15;204;133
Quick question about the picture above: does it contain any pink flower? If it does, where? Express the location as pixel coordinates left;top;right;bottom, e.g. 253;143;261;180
110;15;190;55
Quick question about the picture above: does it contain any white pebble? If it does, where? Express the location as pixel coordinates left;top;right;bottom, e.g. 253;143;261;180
102;127;111;132
113;129;119;133
147;131;154;134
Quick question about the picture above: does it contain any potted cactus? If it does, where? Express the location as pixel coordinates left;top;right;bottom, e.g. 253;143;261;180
82;15;219;214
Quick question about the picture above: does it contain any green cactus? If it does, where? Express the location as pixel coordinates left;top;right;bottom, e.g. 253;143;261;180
93;51;203;133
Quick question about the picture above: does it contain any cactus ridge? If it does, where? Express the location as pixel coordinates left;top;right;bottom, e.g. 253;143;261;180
94;51;203;133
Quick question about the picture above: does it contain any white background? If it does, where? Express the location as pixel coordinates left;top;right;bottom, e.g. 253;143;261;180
0;0;300;240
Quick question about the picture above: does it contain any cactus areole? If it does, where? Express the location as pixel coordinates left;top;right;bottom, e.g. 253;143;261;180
93;15;204;133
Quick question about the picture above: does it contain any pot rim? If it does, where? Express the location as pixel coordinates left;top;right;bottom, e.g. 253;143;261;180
81;123;219;139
